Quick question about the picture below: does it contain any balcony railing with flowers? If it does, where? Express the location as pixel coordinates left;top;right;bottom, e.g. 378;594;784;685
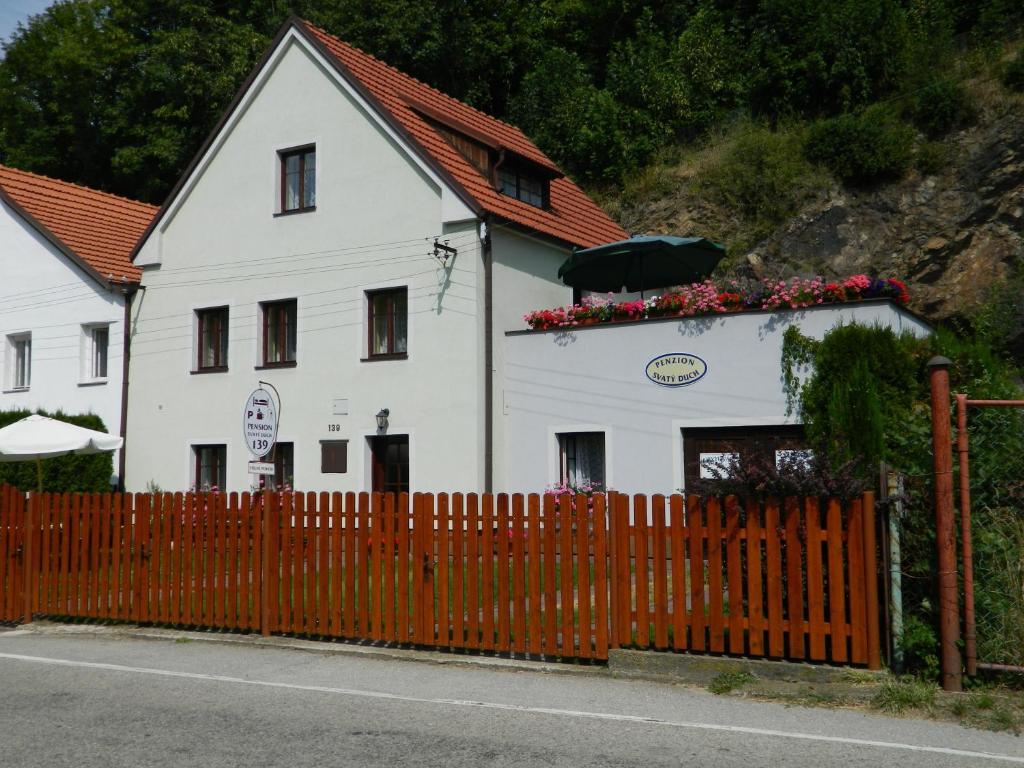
523;275;909;330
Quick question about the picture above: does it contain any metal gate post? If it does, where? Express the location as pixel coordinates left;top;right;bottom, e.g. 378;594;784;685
928;357;962;691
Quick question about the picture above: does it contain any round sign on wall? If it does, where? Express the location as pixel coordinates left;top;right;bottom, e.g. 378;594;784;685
645;353;708;387
242;388;279;458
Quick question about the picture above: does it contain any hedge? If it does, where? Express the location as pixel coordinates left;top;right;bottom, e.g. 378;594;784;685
0;409;116;492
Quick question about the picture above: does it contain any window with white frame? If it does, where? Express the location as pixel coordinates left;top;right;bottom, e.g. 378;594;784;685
557;432;605;491
6;333;31;390
81;324;109;381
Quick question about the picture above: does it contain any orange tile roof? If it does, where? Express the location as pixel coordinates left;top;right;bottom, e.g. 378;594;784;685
0;164;156;284
302;21;627;249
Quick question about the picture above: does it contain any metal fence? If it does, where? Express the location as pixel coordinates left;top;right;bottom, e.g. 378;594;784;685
956;395;1024;674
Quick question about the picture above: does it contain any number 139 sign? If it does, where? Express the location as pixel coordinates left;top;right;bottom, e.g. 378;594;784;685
243;387;279;459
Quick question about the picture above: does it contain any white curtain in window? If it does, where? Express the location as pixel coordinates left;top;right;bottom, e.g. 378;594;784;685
567;433;605;488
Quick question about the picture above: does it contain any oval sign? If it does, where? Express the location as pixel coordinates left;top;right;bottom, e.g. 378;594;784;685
242;387;279;458
645;353;708;388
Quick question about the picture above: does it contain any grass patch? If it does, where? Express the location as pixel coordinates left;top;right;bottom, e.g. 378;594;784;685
174;636;192;644
940;687;1024;734
871;679;937;714
991;708;1018;733
841;669;880;686
971;692;996;711
707;670;756;695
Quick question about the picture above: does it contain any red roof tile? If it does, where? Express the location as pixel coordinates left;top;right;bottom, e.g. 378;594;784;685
302;21;627;249
0;164;156;284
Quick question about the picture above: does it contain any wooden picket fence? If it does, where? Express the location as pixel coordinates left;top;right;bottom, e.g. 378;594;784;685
0;485;880;667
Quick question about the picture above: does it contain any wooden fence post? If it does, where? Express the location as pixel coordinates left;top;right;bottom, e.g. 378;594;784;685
260;491;274;637
606;491;619;649
22;492;35;624
862;490;881;670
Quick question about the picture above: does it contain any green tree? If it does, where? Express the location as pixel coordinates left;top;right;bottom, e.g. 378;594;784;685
0;1;268;202
746;0;911;117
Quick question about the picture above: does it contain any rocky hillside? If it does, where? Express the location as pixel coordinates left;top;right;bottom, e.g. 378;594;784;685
607;92;1024;335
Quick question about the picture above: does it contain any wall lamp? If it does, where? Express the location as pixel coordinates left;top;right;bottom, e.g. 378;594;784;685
375;408;390;431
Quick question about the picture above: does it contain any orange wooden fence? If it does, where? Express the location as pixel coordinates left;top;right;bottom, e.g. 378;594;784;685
0;486;879;667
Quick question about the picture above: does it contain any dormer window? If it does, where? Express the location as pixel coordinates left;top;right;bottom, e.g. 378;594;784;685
498;166;545;208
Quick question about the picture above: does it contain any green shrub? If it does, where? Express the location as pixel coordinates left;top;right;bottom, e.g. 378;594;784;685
915;140;950;175
910;80;975;137
804;106;915;184
899;615;942;681
790;323;920;469
0;409;115;492
698;124;826;240
1004;49;1024;93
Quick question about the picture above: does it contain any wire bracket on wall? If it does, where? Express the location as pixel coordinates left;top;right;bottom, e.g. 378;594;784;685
432;238;457;266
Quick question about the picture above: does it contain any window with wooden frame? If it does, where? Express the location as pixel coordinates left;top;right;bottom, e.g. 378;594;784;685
260;299;296;367
366;288;407;359
557;432;605;491
280;146;316;213
320;440;348;473
261;442;294;491
195;307;228;372
193;444;226;491
497;165;546;208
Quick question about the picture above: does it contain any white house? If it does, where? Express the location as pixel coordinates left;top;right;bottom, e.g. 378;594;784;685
0;165;156;486
125;18;626;493
502;300;932;494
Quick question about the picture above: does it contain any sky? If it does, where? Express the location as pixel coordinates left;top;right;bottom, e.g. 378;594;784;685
0;0;52;49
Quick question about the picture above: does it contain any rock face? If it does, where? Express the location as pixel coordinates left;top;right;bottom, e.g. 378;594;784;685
743;113;1024;323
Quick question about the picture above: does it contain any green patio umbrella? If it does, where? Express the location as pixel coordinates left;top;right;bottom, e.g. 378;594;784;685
557;235;726;294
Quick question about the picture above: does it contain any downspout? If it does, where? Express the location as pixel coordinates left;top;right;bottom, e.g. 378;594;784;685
482;150;506;495
118;283;140;491
481;217;493;493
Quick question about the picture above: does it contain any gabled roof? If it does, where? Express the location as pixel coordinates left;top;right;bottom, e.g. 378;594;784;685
0;164;155;285
300;20;626;248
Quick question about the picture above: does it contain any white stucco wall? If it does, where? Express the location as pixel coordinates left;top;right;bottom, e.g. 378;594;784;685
489;225;573;489
126;34;488;493
0;200;127;482
500;301;932;495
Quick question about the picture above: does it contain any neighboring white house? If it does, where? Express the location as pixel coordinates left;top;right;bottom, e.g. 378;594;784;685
125;18;626;493
502;300;932;494
0;165;156;486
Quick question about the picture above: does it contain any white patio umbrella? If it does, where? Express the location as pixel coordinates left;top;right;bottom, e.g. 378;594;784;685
0;414;123;492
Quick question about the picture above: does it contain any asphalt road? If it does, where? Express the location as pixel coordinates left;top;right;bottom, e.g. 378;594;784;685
0;628;1021;767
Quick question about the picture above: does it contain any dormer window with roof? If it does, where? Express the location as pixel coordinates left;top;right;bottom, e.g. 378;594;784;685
497;165;546;208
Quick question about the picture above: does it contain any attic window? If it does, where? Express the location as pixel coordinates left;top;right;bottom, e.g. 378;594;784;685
498;166;545;208
280;146;316;213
